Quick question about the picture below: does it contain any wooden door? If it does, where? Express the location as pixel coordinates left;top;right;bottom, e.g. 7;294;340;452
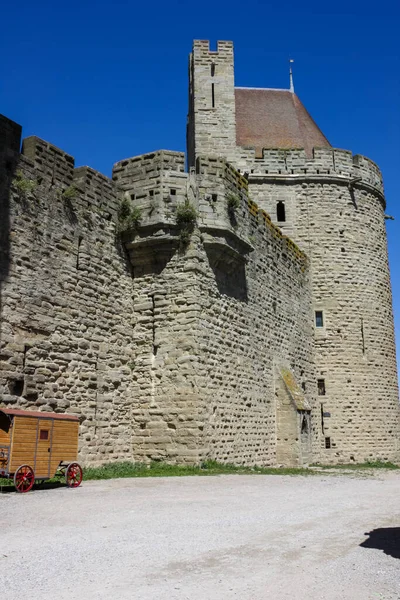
35;419;53;478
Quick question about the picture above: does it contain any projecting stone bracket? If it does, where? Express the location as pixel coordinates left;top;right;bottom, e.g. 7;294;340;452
200;226;254;273
124;225;180;275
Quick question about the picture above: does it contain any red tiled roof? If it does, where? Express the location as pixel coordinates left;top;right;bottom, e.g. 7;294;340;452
0;408;79;421
235;88;330;157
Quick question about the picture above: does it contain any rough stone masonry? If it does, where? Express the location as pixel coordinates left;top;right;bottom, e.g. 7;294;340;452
0;39;399;467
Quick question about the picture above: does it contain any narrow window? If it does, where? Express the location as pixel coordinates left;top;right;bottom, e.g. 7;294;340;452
211;63;215;77
301;415;309;434
40;429;49;441
325;437;331;449
315;311;324;328
170;189;176;196
211;83;215;108
276;201;286;222
317;379;326;396
130;193;136;201
360;318;365;354
149;190;154;197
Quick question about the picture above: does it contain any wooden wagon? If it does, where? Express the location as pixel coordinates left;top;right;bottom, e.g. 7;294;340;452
0;408;82;493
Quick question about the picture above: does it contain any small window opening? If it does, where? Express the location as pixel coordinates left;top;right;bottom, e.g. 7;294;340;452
212;194;218;202
301;382;306;392
211;83;215;108
149;190;154;197
325;436;331;449
317;379;326;396
315;311;324;328
170;189;176;196
276;201;286;222
211;63;215;77
130;193;136;201
40;429;49;441
301;415;309;434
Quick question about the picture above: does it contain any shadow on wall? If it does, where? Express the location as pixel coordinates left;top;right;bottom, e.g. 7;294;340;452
360;527;400;560
205;251;248;302
0;115;22;356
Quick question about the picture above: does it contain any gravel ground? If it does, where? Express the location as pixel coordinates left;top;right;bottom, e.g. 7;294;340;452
1;471;400;600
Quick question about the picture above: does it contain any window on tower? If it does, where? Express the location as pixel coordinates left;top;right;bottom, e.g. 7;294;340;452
276;201;286;222
315;311;324;328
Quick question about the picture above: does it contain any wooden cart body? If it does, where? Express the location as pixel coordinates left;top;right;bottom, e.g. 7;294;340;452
0;408;81;491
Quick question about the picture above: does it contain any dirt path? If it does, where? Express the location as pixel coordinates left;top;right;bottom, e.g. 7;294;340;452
1;472;399;599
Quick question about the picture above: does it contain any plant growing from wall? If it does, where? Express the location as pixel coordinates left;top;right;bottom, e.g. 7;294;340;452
61;186;78;201
226;192;241;227
117;197;142;233
227;193;240;215
176;199;197;250
12;170;37;198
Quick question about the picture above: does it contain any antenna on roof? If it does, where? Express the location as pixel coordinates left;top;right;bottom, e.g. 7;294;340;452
289;59;294;93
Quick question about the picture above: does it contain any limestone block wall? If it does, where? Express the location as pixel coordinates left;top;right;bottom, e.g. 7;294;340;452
194;161;316;465
0;124;136;465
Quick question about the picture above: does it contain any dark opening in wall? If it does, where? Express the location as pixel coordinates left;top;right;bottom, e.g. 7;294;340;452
276;201;286;222
317;379;326;395
320;404;325;434
212;194;218;202
361;318;365;354
9;378;24;396
130;193;136;201
211;63;215;77
170;189;176;196
301;381;306;392
211;83;215;108
325;437;331;449
149;190;154;197
315;311;324;328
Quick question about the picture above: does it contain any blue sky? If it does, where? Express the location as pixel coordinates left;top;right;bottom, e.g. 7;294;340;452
1;0;400;363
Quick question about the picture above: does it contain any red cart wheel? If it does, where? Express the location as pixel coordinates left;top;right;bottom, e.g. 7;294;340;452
65;462;83;488
14;465;35;493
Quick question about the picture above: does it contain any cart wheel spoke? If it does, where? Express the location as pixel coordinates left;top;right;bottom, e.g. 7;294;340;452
14;465;35;493
65;463;83;488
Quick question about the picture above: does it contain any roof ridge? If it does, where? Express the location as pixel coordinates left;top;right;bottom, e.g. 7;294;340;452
235;87;291;92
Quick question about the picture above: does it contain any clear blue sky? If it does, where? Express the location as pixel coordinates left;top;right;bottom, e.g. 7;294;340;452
1;1;400;365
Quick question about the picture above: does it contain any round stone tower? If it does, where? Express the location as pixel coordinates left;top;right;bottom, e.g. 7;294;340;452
247;150;400;464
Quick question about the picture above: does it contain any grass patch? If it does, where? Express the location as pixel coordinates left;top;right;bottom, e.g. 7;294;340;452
83;460;313;480
0;461;313;488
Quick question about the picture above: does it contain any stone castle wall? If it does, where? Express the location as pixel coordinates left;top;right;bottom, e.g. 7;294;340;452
0;117;316;466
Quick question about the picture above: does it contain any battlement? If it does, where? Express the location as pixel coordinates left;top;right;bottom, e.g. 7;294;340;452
235;146;384;195
192;40;234;59
73;166;118;214
22;136;75;186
